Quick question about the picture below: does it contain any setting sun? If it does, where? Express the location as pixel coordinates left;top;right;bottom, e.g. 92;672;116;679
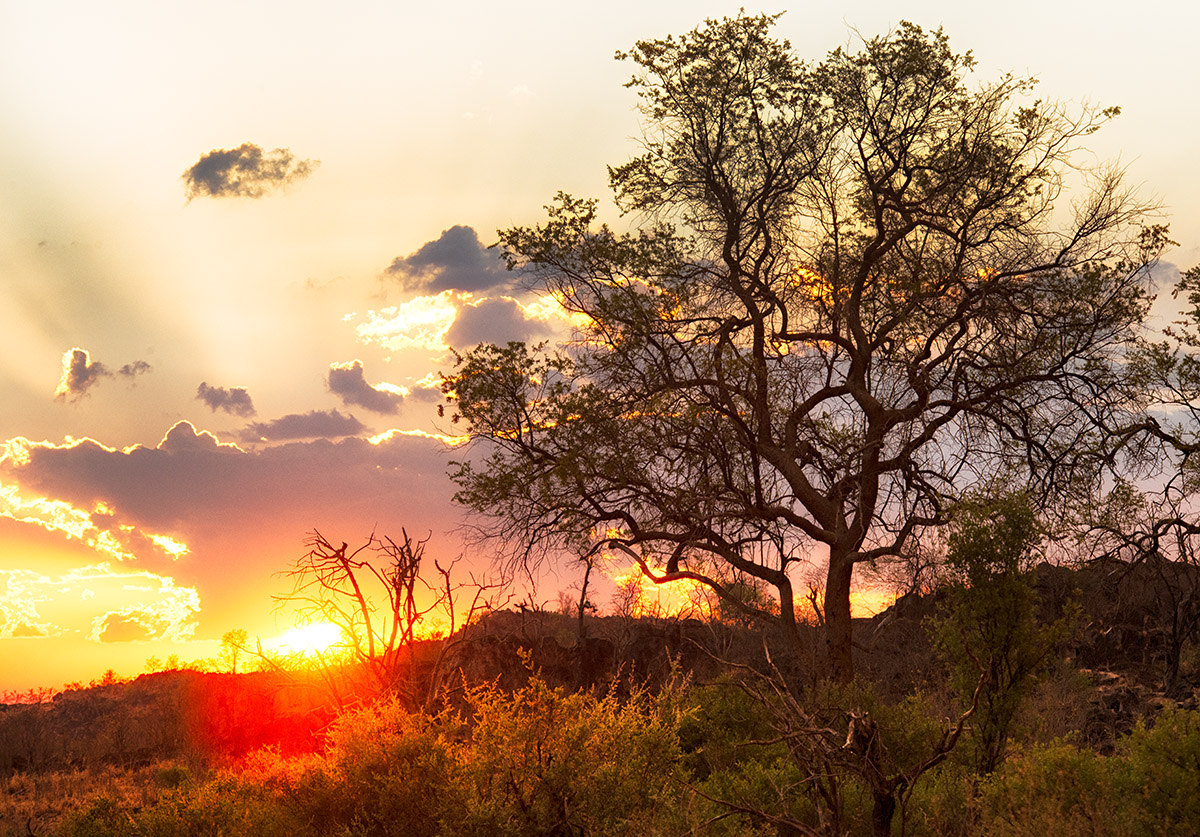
273;621;345;657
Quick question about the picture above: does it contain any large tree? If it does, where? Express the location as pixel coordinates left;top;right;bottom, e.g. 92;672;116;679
445;14;1162;681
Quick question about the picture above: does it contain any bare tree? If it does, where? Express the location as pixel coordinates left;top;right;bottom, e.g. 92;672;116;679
275;529;497;707
445;14;1162;681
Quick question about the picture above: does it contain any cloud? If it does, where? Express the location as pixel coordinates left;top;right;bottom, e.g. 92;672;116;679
353;292;565;355
407;373;445;404
3;422;457;538
240;410;367;442
53;349;152;401
90;596;199;642
92;613;154;642
0;423;463;590
182;143;318;200
0;422;472;647
118;360;152;378
196;382;257;417
0;455;194;564
385;225;511;293
328;361;405;414
0;565;199;641
355;292;459;352
159;421;242;454
54;348;109;401
1149;260;1182;293
445;297;558;348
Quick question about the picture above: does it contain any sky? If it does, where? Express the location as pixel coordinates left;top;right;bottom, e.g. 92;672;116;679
2;0;1198;691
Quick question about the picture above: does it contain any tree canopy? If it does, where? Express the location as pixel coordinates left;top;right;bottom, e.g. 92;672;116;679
444;13;1164;681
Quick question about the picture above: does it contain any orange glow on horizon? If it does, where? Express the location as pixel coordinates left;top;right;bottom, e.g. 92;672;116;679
849;587;896;617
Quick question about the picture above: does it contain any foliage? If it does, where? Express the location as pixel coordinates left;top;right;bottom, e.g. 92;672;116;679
52;672;693;837
1115;707;1200;835
969;708;1200;837
445;11;1162;682
36;659;1200;837
931;493;1076;774
691;672;981;837
976;744;1127;836
456;675;685;835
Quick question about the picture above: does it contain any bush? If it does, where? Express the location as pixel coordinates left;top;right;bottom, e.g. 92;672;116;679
1116;708;1200;836
457;675;683;835
56;673;691;837
977;744;1128;837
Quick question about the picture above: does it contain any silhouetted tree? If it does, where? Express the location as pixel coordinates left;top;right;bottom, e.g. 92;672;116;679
276;530;493;706
218;628;249;674
445;13;1163;681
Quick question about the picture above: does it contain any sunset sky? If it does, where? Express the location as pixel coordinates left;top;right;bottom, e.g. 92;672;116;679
2;0;1198;691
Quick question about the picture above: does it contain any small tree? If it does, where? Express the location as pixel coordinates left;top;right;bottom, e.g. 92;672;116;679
218;628;248;674
931;492;1073;774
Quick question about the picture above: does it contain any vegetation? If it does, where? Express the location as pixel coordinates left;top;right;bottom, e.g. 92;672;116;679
930;493;1076;774
6;13;1200;836
5;555;1199;836
444;12;1164;682
22;656;1200;837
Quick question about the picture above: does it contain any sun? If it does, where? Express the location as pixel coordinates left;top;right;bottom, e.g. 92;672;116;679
274;621;345;657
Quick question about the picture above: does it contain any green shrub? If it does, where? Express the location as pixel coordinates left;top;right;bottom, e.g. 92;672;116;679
976;744;1129;837
320;699;464;835
1116;708;1200;836
900;762;976;837
676;678;778;779
153;765;191;790
456;675;683;836
58;797;138;837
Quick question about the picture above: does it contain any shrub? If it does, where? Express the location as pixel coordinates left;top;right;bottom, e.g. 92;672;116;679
1116;708;1200;836
456;675;683;835
976;744;1129;837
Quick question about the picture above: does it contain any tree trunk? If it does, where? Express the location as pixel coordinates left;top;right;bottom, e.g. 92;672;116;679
871;790;896;837
825;553;855;683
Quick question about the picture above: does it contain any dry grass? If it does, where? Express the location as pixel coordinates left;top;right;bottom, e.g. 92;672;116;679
0;761;188;837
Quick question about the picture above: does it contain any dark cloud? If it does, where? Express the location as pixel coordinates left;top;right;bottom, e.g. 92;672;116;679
385;225;511;293
118;360;152;378
328;361;404;414
54;349;152;401
2;422;461;559
407;379;444;404
182;143;318;200
54;348;110;401
196;382;257;417
11;623;45;638
445;298;557;348
89;503;187;564
1149;260;1183;293
240;409;367;442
